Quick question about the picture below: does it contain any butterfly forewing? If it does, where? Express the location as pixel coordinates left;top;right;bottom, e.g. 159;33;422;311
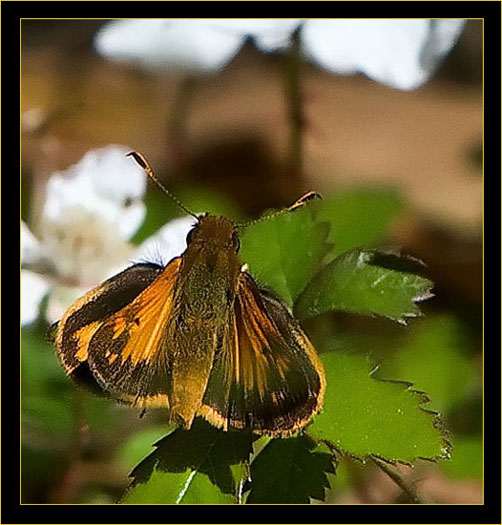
56;258;181;406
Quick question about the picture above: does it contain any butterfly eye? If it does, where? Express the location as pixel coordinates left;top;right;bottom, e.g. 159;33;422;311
232;231;240;253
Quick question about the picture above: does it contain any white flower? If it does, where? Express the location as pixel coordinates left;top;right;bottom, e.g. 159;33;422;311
94;19;300;73
43;145;146;240
21;220;43;265
299;19;466;90
133;215;196;266
21;269;51;326
21;145;148;325
94;18;465;89
21;145;199;327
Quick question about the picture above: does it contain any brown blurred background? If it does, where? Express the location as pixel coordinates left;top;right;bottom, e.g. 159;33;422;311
21;19;482;303
20;19;483;504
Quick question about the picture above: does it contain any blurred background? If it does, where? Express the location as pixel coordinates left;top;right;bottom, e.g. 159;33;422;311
21;19;482;504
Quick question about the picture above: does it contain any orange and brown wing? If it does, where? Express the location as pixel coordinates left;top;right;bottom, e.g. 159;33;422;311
55;257;181;407
199;272;325;437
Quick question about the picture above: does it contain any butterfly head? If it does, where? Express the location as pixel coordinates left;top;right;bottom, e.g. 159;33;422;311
186;214;240;253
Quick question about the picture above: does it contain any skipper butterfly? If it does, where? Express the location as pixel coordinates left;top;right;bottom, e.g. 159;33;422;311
53;152;325;437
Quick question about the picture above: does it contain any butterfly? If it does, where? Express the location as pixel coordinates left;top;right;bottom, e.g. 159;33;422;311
53;152;325;438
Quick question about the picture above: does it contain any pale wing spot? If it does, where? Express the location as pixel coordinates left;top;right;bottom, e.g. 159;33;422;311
73;321;101;362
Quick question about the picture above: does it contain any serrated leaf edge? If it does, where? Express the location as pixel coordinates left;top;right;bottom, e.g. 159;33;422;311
308;365;452;466
368;372;452;463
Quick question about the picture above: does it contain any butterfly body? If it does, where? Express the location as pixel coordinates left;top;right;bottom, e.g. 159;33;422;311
54;158;325;437
177;216;240;322
167;216;240;428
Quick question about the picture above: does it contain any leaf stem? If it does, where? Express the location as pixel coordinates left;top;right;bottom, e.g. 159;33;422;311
370;456;428;504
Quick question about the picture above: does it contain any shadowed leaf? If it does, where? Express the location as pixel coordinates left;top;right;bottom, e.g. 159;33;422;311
246;434;335;503
376;314;476;413
122;418;254;504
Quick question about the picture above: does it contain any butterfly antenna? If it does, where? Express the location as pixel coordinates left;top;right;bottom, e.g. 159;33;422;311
127;151;199;220
236;191;322;229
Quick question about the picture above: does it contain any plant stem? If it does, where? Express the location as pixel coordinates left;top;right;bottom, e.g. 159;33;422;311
283;25;305;181
166;76;196;174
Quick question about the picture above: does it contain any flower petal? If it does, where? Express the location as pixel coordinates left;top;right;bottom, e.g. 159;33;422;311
21;220;43;265
208;19;302;53
45;284;87;325
41;205;135;286
302;19;465;90
419;20;466;75
21;270;51;326
95;19;306;73
132;215;196;266
95;19;245;73
43;145;147;239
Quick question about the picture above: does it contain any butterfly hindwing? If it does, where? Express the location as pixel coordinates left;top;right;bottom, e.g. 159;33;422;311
200;272;325;437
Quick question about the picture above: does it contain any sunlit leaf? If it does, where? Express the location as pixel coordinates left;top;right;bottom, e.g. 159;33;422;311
240;206;331;307
116;425;173;469
310;352;450;463
122;467;235;504
295;248;434;323
316;187;404;256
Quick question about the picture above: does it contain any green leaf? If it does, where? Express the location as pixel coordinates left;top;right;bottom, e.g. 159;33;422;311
116;425;173;469
21;326;68;395
21;326;74;443
376;315;477;413
295;249;434;323
123;467;235;504
22;395;74;443
316;187;404;256
239;206;331;307
309;352;450;463
246;435;335;503
122;418;254;504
